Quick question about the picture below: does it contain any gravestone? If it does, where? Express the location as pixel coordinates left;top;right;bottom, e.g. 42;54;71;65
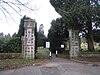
68;29;80;58
22;17;37;59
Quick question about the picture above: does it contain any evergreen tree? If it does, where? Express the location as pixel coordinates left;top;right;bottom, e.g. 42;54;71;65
5;33;11;37
50;0;100;52
0;32;4;37
37;24;47;47
48;18;69;52
17;15;26;37
12;33;17;37
39;24;44;34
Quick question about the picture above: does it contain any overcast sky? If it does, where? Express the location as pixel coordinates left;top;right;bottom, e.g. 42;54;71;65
0;0;61;36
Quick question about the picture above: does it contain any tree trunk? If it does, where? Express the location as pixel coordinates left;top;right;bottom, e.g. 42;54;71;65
86;0;95;52
86;16;95;52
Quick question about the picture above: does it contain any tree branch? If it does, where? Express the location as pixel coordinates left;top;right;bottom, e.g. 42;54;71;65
3;1;22;16
0;6;8;23
0;0;35;23
0;5;16;23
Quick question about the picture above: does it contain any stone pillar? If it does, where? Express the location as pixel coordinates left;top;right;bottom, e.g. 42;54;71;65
21;17;36;59
68;29;80;58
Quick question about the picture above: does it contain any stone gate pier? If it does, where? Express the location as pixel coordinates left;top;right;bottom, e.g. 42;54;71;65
68;29;80;58
22;17;37;59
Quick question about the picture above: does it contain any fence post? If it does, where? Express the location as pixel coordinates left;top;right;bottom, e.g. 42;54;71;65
56;50;58;57
49;51;52;59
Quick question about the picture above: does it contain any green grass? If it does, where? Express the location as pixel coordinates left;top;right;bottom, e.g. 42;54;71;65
77;56;100;62
0;53;34;71
0;53;21;59
0;59;33;70
0;48;50;71
35;48;49;59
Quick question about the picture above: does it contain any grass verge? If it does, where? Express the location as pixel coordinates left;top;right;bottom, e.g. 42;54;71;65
76;56;100;62
0;59;33;71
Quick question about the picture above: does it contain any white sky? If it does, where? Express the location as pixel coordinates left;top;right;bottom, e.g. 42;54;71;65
0;0;61;36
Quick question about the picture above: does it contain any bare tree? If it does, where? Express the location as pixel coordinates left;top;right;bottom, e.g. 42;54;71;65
0;0;35;22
